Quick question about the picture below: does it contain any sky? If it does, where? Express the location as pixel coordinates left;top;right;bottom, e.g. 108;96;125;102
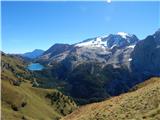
2;1;160;53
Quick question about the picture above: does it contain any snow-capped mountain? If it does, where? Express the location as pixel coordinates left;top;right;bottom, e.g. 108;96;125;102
75;32;138;49
37;32;139;70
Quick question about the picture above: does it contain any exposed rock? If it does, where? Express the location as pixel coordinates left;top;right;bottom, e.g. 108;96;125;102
12;80;21;86
32;79;39;87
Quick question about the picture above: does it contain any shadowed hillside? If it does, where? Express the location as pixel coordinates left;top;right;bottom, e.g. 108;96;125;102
62;77;160;120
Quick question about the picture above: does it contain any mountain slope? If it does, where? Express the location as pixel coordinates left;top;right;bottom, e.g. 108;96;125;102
1;52;77;120
62;77;160;120
37;44;72;64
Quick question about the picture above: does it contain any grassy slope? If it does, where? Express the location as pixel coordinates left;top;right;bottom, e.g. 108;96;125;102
2;80;61;120
1;53;77;120
62;77;160;120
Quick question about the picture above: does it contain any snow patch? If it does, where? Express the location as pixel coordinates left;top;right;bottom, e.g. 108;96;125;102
156;45;160;48
128;45;136;49
110;45;117;49
75;37;107;48
128;58;132;61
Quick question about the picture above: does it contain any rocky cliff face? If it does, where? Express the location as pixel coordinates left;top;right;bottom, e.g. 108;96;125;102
131;30;160;80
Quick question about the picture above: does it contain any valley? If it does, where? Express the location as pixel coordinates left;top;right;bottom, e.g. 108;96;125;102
2;1;160;119
30;29;160;104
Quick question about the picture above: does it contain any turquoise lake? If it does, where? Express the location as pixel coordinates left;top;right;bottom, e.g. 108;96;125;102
27;63;44;71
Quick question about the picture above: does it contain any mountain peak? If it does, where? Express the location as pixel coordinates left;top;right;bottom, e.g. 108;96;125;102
157;28;160;32
42;43;72;58
117;32;131;39
33;49;44;52
22;49;44;59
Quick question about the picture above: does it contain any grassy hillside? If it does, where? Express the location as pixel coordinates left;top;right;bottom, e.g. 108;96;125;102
62;77;160;120
1;53;77;120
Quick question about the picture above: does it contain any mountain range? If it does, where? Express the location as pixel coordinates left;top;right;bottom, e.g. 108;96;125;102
32;29;160;104
37;32;139;68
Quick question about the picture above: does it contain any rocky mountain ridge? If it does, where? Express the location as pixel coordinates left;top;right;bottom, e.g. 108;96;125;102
37;32;139;70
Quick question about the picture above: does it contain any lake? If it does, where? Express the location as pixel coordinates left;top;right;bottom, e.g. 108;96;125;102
27;63;44;71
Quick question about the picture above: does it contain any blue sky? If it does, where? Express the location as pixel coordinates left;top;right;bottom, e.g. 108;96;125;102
2;1;160;53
